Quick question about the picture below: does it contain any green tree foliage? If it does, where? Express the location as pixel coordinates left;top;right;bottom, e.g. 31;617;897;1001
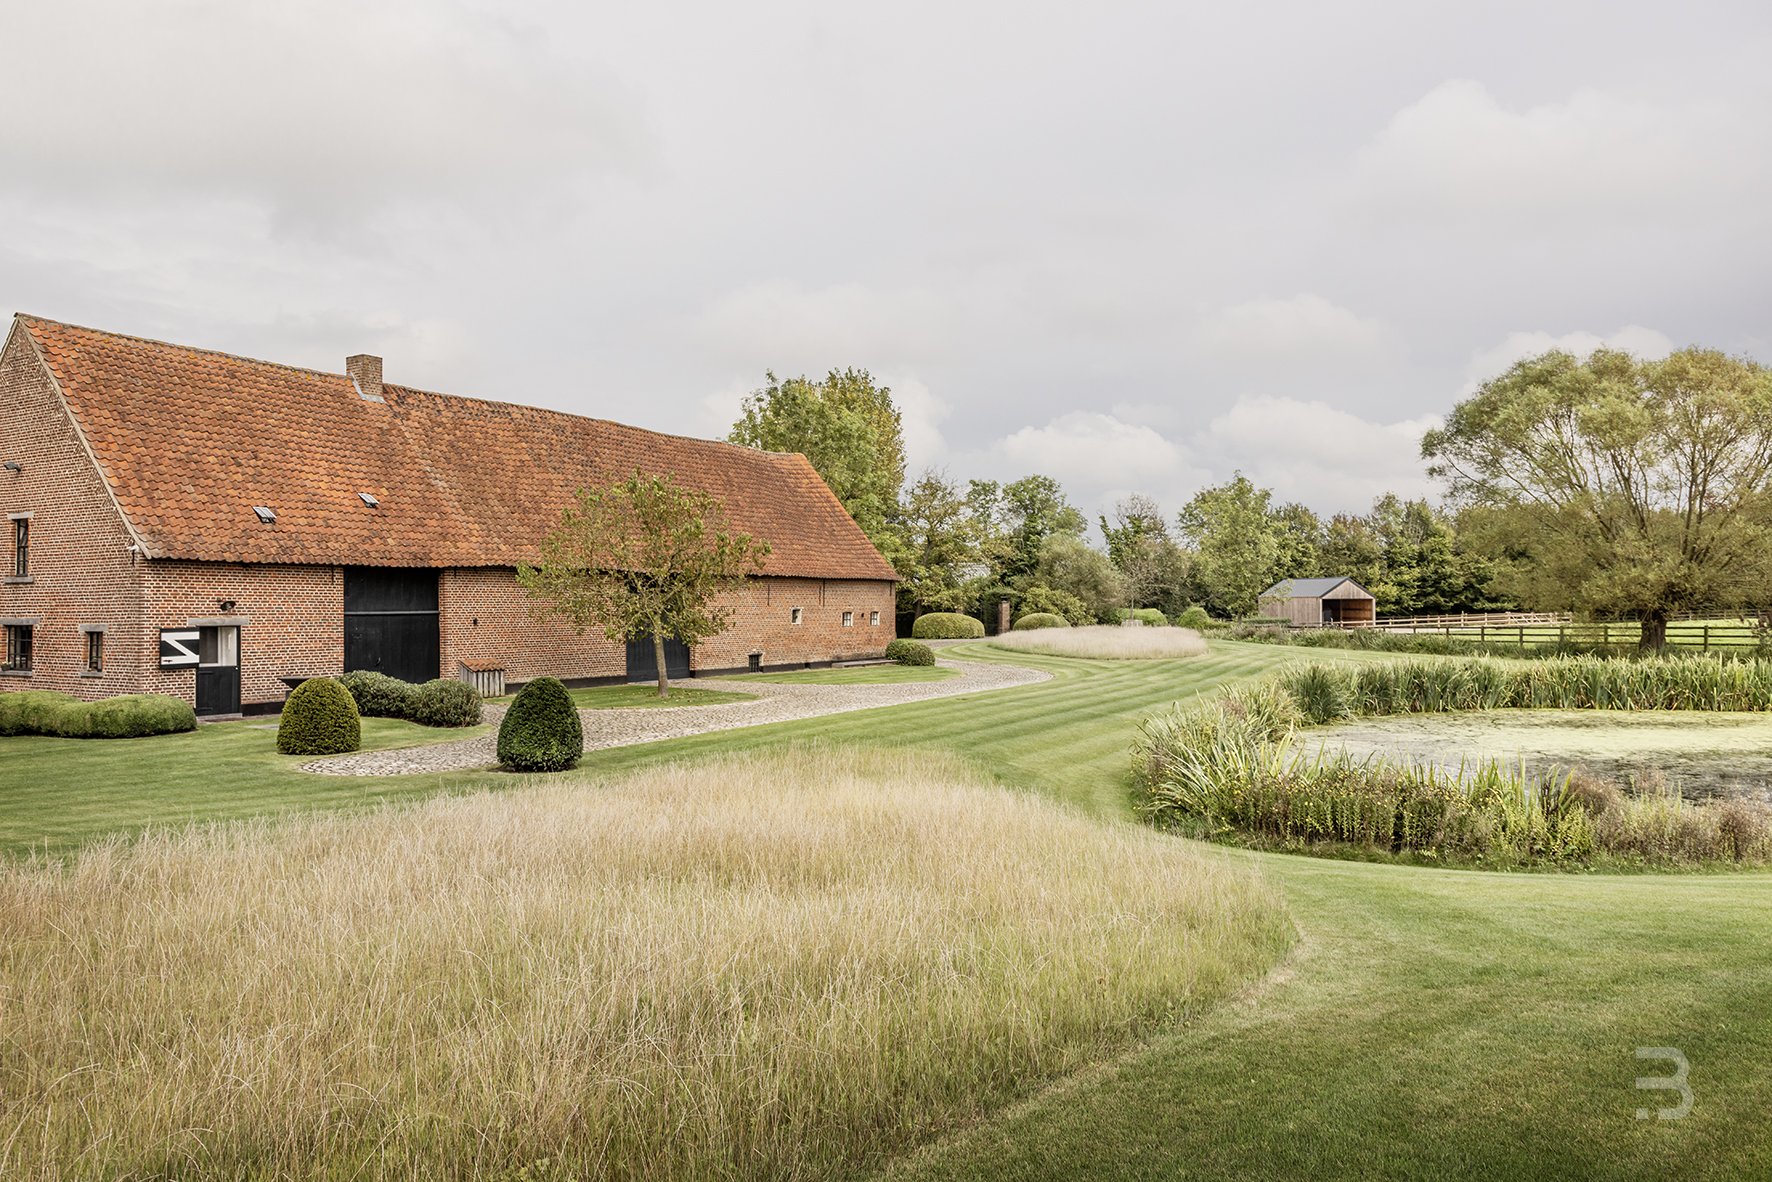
1424;347;1772;648
969;475;1087;582
1177;474;1282;617
519;473;770;697
1036;534;1126;623
1017;585;1095;626
729;369;907;565
1101;493;1191;613
896;469;980;615
1364;495;1501;616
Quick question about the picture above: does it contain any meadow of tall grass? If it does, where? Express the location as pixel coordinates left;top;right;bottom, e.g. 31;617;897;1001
1132;658;1772;867
990;625;1209;660
0;748;1289;1181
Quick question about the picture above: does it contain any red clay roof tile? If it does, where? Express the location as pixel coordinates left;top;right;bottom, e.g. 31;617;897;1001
18;315;897;581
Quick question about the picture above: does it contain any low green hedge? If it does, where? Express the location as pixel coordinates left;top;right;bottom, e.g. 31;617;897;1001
497;677;583;772
277;678;361;755
1121;608;1169;628
339;669;481;727
1176;606;1212;630
1012;612;1068;630
911;613;985;640
0;690;197;738
413;678;482;727
885;639;935;666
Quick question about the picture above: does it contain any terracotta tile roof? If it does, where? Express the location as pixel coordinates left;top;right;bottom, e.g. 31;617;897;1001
17;315;896;581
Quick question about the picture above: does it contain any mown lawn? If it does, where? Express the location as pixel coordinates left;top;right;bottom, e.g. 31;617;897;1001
4;639;1770;1179
0;640;1321;852
0;718;503;855
580;640;1378;816
886;856;1772;1182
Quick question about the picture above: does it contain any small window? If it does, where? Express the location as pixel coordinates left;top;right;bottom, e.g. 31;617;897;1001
12;518;25;578
842;611;854;627
790;607;803;625
870;611;880;627
85;630;103;673
252;506;276;524
3;624;31;672
359;492;379;508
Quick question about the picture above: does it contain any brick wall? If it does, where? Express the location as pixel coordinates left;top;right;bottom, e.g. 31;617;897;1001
441;568;896;683
0;325;146;701
697;577;897;672
440;567;624;683
138;562;343;709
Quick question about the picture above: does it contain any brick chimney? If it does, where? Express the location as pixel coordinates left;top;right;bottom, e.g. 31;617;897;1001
346;354;384;402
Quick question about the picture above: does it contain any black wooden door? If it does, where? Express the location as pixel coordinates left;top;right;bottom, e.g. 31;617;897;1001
343;568;440;684
625;635;690;683
195;626;240;716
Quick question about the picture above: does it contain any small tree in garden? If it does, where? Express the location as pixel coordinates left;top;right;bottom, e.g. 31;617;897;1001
519;473;771;697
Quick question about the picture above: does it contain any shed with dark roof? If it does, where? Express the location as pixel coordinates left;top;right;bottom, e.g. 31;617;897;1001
1258;576;1376;627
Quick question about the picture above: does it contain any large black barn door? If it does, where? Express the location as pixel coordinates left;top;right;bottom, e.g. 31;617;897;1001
344;568;439;685
625;635;690;683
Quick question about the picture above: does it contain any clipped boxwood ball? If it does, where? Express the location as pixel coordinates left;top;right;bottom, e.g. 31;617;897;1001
885;638;935;666
497;677;583;772
1012;612;1069;631
277;677;362;755
910;612;985;640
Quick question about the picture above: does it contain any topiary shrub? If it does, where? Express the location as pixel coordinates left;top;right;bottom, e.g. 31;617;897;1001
0;691;77;736
64;695;198;738
277;678;361;756
497;677;583;772
412;678;482;728
1012;612;1069;630
338;669;422;720
1122;608;1168;628
1176;606;1212;631
0;691;195;738
885;638;935;666
911;612;985;640
1018;586;1095;626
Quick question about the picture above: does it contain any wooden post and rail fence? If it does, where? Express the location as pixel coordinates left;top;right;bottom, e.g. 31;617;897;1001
1306;609;1772;651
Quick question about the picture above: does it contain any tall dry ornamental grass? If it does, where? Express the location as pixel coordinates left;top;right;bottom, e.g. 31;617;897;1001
0;748;1288;1181
990;624;1210;660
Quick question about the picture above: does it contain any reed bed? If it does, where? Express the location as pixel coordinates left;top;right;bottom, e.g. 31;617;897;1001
990;625;1210;660
0;748;1288;1181
1133;661;1772;867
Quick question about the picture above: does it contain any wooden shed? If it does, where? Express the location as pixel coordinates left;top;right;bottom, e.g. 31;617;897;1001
1258;577;1376;627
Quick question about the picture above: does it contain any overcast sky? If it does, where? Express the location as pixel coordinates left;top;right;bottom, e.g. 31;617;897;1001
5;1;1770;524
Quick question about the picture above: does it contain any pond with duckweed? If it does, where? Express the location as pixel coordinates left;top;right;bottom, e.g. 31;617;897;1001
1312;709;1772;801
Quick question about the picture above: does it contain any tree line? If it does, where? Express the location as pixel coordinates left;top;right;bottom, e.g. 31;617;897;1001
728;370;1509;626
730;346;1772;644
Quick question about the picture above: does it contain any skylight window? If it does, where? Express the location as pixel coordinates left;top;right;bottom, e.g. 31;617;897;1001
252;506;277;524
359;492;380;508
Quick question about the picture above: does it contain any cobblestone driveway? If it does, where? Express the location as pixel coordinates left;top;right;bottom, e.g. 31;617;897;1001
302;658;1048;776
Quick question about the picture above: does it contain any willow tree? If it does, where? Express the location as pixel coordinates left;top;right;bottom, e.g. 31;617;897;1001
1423;347;1772;649
518;473;770;696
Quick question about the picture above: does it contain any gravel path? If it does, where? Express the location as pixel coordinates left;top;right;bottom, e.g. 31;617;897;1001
302;658;1048;776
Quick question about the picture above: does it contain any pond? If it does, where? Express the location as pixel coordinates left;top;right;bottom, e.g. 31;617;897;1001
1311;710;1772;802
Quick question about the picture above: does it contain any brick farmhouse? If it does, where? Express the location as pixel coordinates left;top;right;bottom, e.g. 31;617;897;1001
0;315;897;715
